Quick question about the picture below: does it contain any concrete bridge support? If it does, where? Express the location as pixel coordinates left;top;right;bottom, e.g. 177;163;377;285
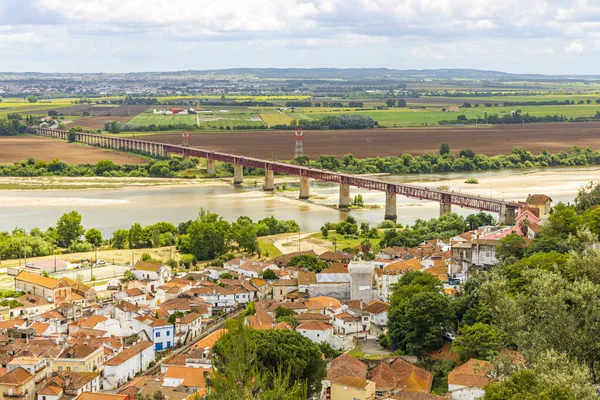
499;205;517;225
339;184;351;209
299;177;310;199
264;170;275;191
440;202;452;217
207;159;216;175
233;164;244;185
385;192;397;221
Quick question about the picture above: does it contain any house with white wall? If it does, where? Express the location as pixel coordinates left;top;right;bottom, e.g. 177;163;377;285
103;341;155;390
133;316;174;352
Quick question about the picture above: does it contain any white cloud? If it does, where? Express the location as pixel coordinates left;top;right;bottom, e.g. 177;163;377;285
0;0;599;72
565;40;585;53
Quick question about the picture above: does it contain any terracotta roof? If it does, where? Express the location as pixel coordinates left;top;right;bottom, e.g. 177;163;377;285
76;393;128;400
389;358;433;393
320;263;347;274
391;392;446;400
297;271;317;285
58;344;99;359
0;367;32;385
425;343;460;363
134;315;171;328
60;371;100;390
327;354;367;381
79;315;108;329
250;278;267;287
336;312;360;322
40;310;65;320
296;322;333;331
369;362;398;390
193;329;227;350
105;341;153;366
271;279;298;287
331;375;369;389
296;313;331;322
30;322;50;336
308;296;342;310
343;300;365;311
319;251;351;262
364;300;389;315
125;288;145;297
15;271;62;289
134;261;163;272
115;301;137;313
246;311;274;330
526;194;552;205
39;381;63;396
448;358;492;388
164;366;211;388
16;294;50;307
164;353;187;366
177;312;202;325
383;258;422;275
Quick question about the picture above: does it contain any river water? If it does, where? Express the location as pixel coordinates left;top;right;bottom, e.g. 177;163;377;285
0;166;598;236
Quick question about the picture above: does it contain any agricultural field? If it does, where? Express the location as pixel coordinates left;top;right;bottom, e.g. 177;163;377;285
128;113;197;127
0;136;148;164
196;111;265;129
142;121;600;159
258;112;293;126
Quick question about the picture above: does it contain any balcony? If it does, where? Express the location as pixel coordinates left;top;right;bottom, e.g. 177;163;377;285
3;391;27;397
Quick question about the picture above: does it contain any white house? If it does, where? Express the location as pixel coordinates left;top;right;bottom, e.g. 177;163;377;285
363;300;389;327
103;341;155;390
133;315;175;352
447;358;491;400
295;321;334;344
132;261;172;292
174;312;202;346
114;288;146;305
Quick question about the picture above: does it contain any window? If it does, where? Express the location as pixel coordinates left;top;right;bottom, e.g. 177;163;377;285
156;332;160;337
75;367;79;372
43;396;46;400
67;366;71;371
58;367;63;372
166;331;170;336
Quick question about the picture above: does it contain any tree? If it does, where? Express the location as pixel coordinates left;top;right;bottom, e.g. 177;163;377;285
85;228;103;247
452;323;507;361
129;223;144;249
186;211;230;261
388;291;454;356
152;226;161;248
95;160;116;175
123;269;136;282
26;95;38;103
360;239;372;255
518;218;530;236
230;217;258;253
459;149;476;159
575;181;600;211
496;234;526;262
275;306;296;319
56;211;85;247
439;142;451;156
262;269;278;280
286;254;327;273
112;229;129;249
68;131;77;143
397;99;407;107
386;99;396;107
168;311;185;324
210;318;316;399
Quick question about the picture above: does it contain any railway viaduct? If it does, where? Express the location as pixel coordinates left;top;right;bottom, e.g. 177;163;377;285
34;128;520;224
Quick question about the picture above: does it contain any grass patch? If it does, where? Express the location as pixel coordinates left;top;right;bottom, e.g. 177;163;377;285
257;239;282;258
464;178;479;184
128;113;197;127
306;232;380;252
259;112;294;126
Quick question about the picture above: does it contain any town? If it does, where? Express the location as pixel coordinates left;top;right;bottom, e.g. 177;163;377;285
0;192;554;400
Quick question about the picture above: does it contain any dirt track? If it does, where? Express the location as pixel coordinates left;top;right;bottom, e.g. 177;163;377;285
0;137;147;164
140;122;600;159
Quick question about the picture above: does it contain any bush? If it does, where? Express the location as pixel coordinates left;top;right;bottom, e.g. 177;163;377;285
179;254;197;268
464;178;479;184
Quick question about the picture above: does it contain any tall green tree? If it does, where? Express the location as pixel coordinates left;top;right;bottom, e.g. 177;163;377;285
129;223;144;249
112;229;129;249
452;323;507;361
85;228;103;247
187;211;230;261
56;211;85;247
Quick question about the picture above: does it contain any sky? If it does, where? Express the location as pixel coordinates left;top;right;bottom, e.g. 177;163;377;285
0;0;597;74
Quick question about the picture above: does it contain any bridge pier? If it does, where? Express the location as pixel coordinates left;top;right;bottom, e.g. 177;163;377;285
499;205;516;225
264;170;275;191
385;193;397;221
233;164;244;185
207;159;216;175
339;184;351;209
299;177;310;199
440;202;451;217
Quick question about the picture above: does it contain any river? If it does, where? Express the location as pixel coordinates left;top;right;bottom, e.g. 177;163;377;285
0;166;598;236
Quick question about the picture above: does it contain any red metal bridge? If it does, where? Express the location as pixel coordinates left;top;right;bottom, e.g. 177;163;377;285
34;128;521;223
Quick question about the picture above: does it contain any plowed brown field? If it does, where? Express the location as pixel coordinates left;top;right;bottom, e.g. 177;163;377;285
139;122;600;159
0;137;147;164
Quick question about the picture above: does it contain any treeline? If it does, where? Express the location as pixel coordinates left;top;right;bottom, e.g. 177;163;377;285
0;157;199;178
442;112;598;125
502;99;600;106
0;209;299;265
273;114;378;130
0;114;35;136
104;120;268;133
299;145;600;174
284;101;365;108
176;211;300;261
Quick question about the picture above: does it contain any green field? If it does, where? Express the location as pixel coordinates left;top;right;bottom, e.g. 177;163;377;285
196;111;265;129
259;112;293;126
128;113;197;127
